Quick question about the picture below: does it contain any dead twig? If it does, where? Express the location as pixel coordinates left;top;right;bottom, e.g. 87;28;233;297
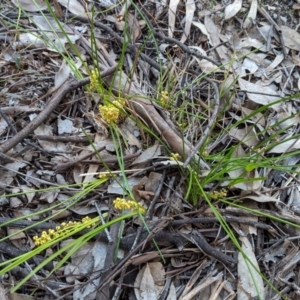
57;152;141;172
146;169;166;219
97;218;171;294
257;6;287;59
55;146;105;172
0;66;117;163
179;231;236;267
141;12;222;68
0;241;54;271
170;216;275;231
96;222;121;300
0;217;57;230
183;76;220;167
0;152;14;163
95;201;113;244
73;16;162;71
222;207;300;225
0;106;74;156
95;224;236;266
34;135;92;143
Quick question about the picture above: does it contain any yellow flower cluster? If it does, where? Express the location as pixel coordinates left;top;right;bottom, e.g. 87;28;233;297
159;90;170;107
113;197;146;214
98;173;110;179
33;216;95;246
170;153;181;161
99;98;126;124
210;189;227;200
90;69;100;91
202;150;209;156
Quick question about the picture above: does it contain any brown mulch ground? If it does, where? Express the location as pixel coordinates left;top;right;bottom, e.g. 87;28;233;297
1;0;300;299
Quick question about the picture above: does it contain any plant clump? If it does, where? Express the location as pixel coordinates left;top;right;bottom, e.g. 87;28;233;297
113;197;146;214
90;69;126;124
98;98;126;124
33;216;95;246
209;189;227;200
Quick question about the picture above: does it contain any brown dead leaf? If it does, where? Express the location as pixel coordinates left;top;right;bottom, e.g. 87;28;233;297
168;0;180;38
115;12;141;41
204;16;230;62
127;13;141;41
12;0;47;12
58;0;90;18
281;25;300;51
229;126;259;148
180;0;195;44
240;191;279;203
238;237;264;299
268;137;300;153
8;228;26;240
35;124;66;151
238;78;282;111
130;143;161;167
134;190;155;201
132;176;154;201
31;15;80;52
243;0;258;29
224;0;242;20
134;263;165;299
52;59;71;92
232;201;258;236
189;47;219;73
145;172;162;193
0;284;8;300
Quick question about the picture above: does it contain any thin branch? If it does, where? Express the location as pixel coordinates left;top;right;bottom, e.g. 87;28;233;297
0;66;117;162
183;76;220;167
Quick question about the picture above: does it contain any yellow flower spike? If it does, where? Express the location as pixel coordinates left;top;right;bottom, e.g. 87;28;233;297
89;69;100;91
48;229;55;236
170;153;181;161
113;197;146;214
98;97;126;125
159;90;170;107
33;216;98;247
202;150;209;156
209;189;228;200
138;206;146;214
113;98;125;108
99;104;120;124
99;173;109;179
82;216;91;224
